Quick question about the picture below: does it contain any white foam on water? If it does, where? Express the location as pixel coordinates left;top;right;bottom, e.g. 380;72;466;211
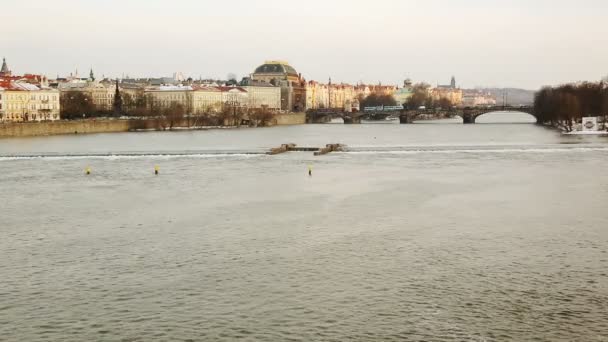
0;153;266;161
340;147;608;155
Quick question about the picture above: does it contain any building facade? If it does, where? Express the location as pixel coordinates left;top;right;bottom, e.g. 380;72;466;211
144;85;193;112
218;86;248;109
0;82;60;122
431;76;463;106
191;86;223;114
58;80;116;112
239;79;281;110
250;61;306;112
462;90;497;107
0;87;4;118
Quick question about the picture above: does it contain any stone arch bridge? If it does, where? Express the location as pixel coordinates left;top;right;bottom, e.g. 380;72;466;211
307;106;536;124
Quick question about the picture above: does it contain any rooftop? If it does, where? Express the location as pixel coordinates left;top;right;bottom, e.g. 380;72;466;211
254;61;298;76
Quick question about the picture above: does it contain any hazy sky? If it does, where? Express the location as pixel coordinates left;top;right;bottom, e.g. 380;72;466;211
1;0;606;89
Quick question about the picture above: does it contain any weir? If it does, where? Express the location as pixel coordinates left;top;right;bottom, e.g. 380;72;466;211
268;143;345;156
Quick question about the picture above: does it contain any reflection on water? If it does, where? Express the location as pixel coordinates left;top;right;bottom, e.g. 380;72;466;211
1;113;607;341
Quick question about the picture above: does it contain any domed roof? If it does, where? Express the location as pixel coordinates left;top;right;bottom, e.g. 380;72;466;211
254;61;298;76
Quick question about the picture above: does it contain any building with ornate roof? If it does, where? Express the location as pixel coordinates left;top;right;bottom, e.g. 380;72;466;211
250;61;306;112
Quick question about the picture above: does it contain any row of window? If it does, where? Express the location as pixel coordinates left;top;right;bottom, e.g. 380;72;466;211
1;94;59;101
4;103;58;110
0;113;59;120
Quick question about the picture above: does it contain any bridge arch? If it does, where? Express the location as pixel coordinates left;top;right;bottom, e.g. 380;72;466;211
473;110;537;124
460;106;536;124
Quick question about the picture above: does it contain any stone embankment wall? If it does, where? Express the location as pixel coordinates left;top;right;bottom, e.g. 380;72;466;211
0;113;306;138
0;120;131;138
273;113;306;126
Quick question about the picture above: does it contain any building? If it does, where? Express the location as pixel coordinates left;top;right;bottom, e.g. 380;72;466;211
240;79;281;110
58;75;116;112
144;85;193;112
191;86;223;114
431;76;463;106
0;87;4;118
218;86;248;109
250;61;306;111
306;81;328;109
393;79;414;105
305;79;396;112
354;83;397;99
462;90;497;107
437;76;456;89
0;81;60;122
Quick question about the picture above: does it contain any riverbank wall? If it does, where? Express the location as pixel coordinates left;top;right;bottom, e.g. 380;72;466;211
0;113;305;138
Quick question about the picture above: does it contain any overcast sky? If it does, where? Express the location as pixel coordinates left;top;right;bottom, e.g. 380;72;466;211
1;0;606;89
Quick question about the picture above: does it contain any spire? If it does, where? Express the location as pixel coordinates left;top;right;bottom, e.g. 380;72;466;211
0;57;11;76
89;67;95;81
113;79;123;117
450;76;456;89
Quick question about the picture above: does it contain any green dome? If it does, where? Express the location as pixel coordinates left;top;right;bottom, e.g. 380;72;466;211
254;61;298;77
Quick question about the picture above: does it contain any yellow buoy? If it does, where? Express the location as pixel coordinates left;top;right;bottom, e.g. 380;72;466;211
154;165;159;175
85;166;91;175
308;165;312;176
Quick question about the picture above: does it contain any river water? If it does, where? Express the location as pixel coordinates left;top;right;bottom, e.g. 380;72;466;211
1;113;607;341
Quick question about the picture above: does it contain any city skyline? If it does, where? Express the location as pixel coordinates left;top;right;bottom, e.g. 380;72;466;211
2;0;607;90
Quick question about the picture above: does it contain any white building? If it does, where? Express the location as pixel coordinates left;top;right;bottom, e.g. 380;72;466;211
144;84;193;110
191;86;223;114
218;86;248;108
1;81;60;122
241;84;281;110
0;87;4;119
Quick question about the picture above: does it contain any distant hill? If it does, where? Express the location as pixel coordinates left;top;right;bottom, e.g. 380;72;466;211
478;88;536;106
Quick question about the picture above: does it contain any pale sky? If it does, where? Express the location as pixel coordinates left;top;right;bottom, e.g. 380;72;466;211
1;0;606;89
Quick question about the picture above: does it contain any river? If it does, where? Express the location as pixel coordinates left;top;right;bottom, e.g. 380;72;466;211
1;113;607;341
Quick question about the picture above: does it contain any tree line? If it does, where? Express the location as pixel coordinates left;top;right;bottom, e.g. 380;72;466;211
534;81;608;130
60;90;276;128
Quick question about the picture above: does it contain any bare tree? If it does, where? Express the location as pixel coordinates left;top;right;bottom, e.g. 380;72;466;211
160;102;185;130
60;91;96;120
405;83;431;109
249;107;275;127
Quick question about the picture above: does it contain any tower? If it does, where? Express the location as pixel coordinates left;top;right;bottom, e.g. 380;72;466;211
450;76;456;89
0;57;11;76
89;67;95;82
113;80;123;117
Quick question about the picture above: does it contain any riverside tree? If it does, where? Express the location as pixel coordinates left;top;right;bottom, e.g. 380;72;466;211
359;93;397;108
160;102;185;130
249;107;275;127
60;91;96;120
533;81;608;129
405;83;431;109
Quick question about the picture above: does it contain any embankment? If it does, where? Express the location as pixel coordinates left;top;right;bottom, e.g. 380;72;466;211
0;113;306;138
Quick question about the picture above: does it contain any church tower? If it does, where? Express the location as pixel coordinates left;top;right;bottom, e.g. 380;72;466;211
89;68;95;82
0;57;11;76
450;76;456;89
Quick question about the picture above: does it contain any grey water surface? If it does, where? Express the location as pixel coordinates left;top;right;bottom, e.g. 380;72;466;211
1;113;607;341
